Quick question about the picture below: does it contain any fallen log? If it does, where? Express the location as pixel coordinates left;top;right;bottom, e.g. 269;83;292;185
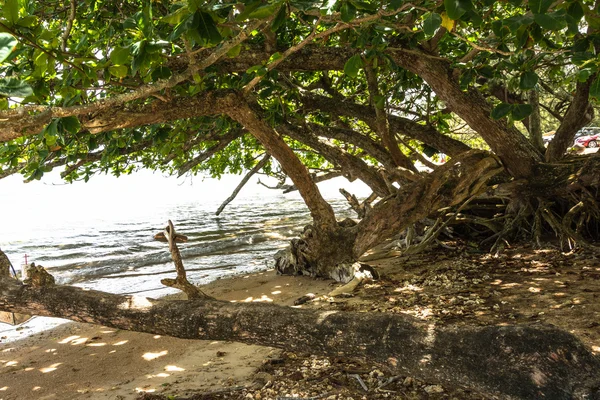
0;276;598;399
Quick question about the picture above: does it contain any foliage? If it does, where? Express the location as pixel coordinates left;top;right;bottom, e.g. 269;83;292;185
0;0;598;185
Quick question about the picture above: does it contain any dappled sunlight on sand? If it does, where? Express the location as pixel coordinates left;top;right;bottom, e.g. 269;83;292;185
143;350;168;361
165;365;185;372
242;294;274;302
58;335;80;344
3;360;18;367
40;362;62;373
113;340;129;346
136;387;156;393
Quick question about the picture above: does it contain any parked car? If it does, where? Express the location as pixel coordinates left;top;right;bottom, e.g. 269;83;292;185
574;134;600;148
574;127;600;148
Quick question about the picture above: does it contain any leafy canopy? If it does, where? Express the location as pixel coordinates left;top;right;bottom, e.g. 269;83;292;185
0;0;598;183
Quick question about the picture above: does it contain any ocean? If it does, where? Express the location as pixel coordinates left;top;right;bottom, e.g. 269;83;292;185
0;169;368;341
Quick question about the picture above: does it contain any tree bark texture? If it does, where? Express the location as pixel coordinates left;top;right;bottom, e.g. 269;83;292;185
545;76;596;162
228;97;338;230
0;276;598;399
274;150;503;281
301;93;472;157
353;150;504;256
279;123;391;197
389;50;542;178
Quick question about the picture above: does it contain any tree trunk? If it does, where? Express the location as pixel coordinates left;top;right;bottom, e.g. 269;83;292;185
228;95;338;230
1;276;598;399
545;76;596;162
528;90;545;153
276;150;504;281
390;50;542;179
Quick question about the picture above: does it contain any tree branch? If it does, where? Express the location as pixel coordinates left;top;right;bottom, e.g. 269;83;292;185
216;154;270;215
155;220;210;299
228;95;338;229
60;0;76;52
1;274;598;399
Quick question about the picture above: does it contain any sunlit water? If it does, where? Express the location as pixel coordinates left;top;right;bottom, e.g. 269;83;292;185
0;170;368;340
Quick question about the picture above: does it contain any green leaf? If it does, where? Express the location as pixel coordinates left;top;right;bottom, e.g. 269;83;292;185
529;0;553;14
344;54;363;78
227;44;242;58
491;102;512;120
340;1;357;23
151;66;172;80
170;14;195;40
271;5;287;31
110;46;130;65
248;3;280;19
590;77;600;100
444;0;472;21
3;0;19;25
109;65;128;78
519;71;538;90
503;15;533;33
161;6;190;25
534;12;567;31
460;69;475;90
60;116;81;134
0;33;17;64
423;13;442;36
43;119;59;140
567;1;584;22
194;11;222;44
511;104;533;121
188;0;202;12
350;1;377;12
0;78;33;97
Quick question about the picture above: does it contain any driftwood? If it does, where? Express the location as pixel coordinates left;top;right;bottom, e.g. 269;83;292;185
0;250;31;325
0;274;598;399
216;154;270;216
154;220;210;300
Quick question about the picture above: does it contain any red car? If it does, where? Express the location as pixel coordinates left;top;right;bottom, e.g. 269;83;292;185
574;134;600;148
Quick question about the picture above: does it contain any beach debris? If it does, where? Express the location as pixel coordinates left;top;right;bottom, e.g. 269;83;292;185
155;220;211;300
348;373;369;391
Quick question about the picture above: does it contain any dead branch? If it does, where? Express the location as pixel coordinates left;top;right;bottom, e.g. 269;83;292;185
155;220;210;299
216;154;270;215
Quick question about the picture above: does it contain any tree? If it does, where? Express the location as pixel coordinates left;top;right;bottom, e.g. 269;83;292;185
3;0;598;280
2;2;600;395
1;1;599;286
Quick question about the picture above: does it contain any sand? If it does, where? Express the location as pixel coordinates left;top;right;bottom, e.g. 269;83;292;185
0;270;335;400
2;245;600;400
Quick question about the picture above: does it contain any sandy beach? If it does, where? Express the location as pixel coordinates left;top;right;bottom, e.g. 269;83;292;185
0;270;335;400
2;245;600;400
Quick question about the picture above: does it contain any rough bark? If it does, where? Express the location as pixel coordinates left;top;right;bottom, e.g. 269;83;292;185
305;122;398;170
545;76;596;162
365;62;418;174
228;96;337;230
301;93;471;157
528;90;545;153
279;123;390;197
275;150;503;282
353;150;504;255
0;90;238;142
389;50;542;178
1;276;599;399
